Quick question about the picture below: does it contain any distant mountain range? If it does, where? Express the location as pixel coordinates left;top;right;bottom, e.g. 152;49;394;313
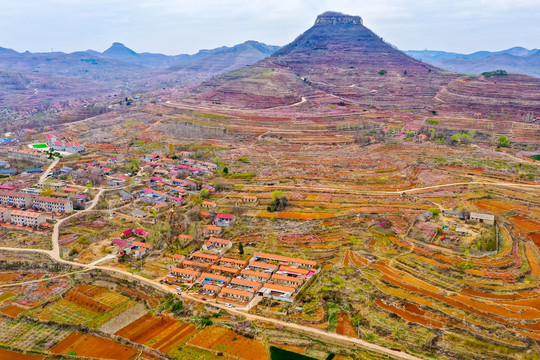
0;41;280;107
406;47;540;77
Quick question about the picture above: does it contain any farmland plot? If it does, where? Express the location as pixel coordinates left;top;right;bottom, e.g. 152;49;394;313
50;331;139;360
116;313;197;354
0;348;44;360
187;325;267;360
0;317;70;352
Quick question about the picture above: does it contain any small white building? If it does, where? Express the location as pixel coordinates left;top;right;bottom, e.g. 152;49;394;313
469;212;495;225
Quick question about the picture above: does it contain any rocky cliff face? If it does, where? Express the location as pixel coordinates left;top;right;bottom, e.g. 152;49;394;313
314;11;363;26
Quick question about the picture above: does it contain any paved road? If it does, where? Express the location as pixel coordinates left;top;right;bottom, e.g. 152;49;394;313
38;158;60;184
51;188;105;256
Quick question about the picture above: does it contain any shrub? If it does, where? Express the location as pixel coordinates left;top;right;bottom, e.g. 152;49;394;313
498;135;510;148
482;70;507;78
378;70;387;75
429;208;440;216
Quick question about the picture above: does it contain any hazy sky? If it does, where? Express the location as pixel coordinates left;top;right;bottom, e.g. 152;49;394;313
1;0;538;54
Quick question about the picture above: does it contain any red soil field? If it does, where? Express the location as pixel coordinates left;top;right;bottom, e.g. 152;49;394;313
525;244;540;276
1;305;26;317
529;233;540;247
50;332;138;360
510;216;540;234
0;273;23;283
64;291;112;313
473;200;525;213
187;325;267;360
375;299;445;329
116;314;196;352
461;288;540;300
336;312;357;337
0;348;44;360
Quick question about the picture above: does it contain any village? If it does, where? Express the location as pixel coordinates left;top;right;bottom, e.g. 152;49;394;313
0;112;538;360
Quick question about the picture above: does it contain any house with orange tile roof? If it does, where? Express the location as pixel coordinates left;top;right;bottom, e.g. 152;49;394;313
259;283;297;302
240;269;271;282
251;252;316;268
211;264;240;277
191;252;219;263
218;287;253;304
270;273;303;288
219;257;248;269
171;267;200;284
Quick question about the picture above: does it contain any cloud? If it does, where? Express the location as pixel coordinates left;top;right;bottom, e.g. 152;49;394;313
0;0;538;54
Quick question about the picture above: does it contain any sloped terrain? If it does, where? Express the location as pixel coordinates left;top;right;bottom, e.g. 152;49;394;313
193;11;456;110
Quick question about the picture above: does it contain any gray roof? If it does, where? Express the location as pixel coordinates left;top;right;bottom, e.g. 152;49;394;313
470;212;494;221
443;210;466;216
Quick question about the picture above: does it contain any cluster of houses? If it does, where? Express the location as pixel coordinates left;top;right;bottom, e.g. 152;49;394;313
46;134;84;153
0;188;75;229
111;229;151;259
120;153;219;208
441;210;495;226
420;209;495;226
167;250;316;305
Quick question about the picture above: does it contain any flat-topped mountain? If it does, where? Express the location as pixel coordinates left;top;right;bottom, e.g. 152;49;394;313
191;11;540;117
193;11;453;109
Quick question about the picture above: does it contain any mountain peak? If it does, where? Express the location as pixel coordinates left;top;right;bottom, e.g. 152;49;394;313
315;11;363;26
103;42;138;57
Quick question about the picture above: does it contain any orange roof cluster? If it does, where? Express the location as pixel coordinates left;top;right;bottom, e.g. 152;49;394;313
253;252;316;266
206;226;222;232
272;273;302;283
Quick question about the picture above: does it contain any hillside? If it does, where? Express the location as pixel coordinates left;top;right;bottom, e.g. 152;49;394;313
189;12;540;118
192;11;456;110
0;41;280;108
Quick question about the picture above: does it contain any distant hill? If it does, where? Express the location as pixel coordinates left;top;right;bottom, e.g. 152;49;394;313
406;47;540;77
0;40;280;107
169;41;280;82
